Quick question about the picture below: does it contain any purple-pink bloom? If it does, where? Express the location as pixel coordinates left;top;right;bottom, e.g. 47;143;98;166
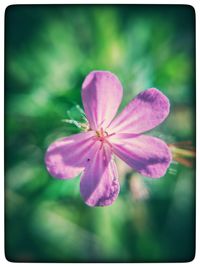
45;71;172;207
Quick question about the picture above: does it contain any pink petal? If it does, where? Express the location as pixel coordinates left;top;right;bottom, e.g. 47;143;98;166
45;131;96;179
110;133;172;178
80;143;120;207
82;71;123;131
108;88;170;134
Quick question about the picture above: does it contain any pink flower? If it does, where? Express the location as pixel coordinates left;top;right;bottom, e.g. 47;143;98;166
45;71;172;207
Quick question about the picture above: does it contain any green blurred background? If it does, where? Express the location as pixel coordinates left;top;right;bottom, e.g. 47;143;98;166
5;5;195;262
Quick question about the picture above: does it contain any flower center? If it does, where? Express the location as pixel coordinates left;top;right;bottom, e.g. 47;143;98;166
95;127;115;149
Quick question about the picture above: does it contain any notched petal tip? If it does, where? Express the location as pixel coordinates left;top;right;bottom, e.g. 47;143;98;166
84;177;120;207
141;87;170;117
140;143;172;179
45;143;83;180
82;70;118;88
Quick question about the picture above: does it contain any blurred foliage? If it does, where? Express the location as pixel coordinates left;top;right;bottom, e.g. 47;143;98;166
5;5;195;262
